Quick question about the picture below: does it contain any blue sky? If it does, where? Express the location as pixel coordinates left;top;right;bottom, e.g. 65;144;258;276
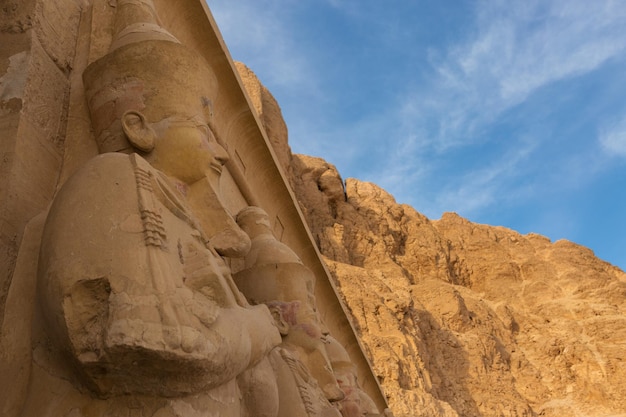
208;0;626;271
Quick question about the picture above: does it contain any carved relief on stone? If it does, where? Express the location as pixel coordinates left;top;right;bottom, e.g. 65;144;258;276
16;1;386;416
36;0;280;405
326;335;393;417
234;206;384;417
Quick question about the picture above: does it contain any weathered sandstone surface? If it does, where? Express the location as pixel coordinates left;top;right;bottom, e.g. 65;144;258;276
238;63;626;417
2;3;389;415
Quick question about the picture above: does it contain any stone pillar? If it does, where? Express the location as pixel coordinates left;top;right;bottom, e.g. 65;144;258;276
0;0;82;326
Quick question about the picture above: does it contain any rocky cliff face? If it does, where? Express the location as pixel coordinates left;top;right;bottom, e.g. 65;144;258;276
237;63;626;417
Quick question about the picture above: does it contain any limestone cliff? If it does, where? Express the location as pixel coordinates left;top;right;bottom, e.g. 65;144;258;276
237;63;626;417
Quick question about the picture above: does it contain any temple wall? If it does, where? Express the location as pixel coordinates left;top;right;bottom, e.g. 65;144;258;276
0;0;388;412
0;0;82;327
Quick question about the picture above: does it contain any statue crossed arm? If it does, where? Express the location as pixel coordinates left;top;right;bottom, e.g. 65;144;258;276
34;1;282;403
38;151;280;396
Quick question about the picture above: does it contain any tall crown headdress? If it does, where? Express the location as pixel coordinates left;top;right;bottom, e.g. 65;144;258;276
83;0;218;153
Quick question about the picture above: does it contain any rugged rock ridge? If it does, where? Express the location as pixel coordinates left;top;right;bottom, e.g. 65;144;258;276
237;63;626;417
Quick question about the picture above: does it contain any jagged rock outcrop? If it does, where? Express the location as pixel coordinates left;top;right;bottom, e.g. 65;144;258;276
235;61;293;176
237;63;626;417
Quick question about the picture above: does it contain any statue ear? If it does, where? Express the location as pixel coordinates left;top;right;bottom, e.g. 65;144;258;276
269;305;289;336
121;110;156;152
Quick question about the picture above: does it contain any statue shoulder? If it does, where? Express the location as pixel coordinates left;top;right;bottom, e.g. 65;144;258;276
49;153;144;214
41;153;144;269
72;152;137;188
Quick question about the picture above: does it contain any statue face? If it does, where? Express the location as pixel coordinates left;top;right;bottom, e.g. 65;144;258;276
147;105;229;186
284;304;324;349
280;302;345;401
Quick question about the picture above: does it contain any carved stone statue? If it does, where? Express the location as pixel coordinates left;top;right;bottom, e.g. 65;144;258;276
1;1;388;416
234;206;342;394
235;206;384;417
29;1;281;415
326;335;393;417
234;206;341;416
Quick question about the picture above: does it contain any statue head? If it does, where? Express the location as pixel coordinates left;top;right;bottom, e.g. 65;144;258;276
267;300;345;402
326;335;368;417
234;205;343;400
236;206;273;239
83;0;228;187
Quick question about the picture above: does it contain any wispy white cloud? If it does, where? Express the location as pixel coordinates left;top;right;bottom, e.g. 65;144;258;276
322;0;358;14
483;1;626;103
207;0;315;90
599;116;626;157
377;0;626;216
406;0;626;150
424;138;538;217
